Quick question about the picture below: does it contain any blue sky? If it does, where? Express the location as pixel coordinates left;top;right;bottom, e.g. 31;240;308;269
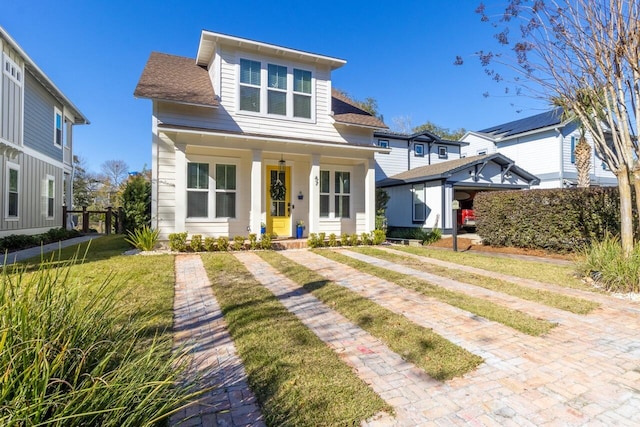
2;0;548;173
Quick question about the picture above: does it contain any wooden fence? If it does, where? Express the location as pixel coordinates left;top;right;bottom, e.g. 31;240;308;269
62;206;124;234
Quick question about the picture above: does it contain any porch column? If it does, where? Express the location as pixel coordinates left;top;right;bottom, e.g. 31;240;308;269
250;149;263;235
364;157;376;232
174;144;186;232
308;154;320;233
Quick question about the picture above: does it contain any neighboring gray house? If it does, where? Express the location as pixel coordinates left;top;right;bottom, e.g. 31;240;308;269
0;26;89;237
378;153;539;233
461;108;617;189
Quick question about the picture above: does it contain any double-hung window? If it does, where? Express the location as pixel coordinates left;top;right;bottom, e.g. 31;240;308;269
293;69;312;118
54;108;63;147
414;143;424;157
570;136;576;164
46;176;55;218
267;64;287;115
438;146;447;159
240;59;261;112
187;163;209;218
6;163;19;219
215;164;236;218
239;59;313;119
319;170;350;218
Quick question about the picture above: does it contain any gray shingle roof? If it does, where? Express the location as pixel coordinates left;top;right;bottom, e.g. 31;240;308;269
479;107;564;138
377;153;539;187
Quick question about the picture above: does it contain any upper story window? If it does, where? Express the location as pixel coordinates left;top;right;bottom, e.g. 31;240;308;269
238;58;313;120
293;69;312;119
438;146;448;159
267;64;287;115
377;139;389;149
1;55;23;146
240;59;261;112
54;108;63;147
414;143;424;157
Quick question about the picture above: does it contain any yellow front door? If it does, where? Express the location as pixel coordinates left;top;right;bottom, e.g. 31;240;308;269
266;165;291;237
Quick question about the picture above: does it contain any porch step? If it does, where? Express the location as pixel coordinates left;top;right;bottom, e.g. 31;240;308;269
272;238;308;250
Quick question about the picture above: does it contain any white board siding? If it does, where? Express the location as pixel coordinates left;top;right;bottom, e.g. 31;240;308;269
385;181;442;229
460;133;496;157
0;152;63;236
497;130;560;177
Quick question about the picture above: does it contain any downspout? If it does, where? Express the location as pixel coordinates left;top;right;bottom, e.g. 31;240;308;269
428;141;432;165
407;138;412;170
556;127;564;187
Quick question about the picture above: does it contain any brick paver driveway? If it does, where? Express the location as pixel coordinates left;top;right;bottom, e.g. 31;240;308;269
174;249;640;426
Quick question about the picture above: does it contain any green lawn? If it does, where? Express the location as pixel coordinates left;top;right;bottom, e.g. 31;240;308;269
352;247;599;315
257;251;483;381
315;249;557;336
201;252;390;426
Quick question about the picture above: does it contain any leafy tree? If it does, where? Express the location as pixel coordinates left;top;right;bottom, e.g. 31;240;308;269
334;89;382;120
413;121;467;141
375;188;389;215
120;173;151;233
460;0;639;256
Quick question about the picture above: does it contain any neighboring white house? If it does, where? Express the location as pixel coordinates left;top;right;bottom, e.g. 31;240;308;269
460;108;617;189
0;26;89;237
134;30;388;240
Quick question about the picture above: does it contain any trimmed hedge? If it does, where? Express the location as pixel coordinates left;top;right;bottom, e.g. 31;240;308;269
0;227;81;252
474;187;625;252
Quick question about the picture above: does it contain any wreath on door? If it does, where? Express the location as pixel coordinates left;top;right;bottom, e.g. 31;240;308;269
270;178;286;201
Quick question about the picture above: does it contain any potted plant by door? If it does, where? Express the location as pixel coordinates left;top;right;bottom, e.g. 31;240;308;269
261;222;266;235
296;220;305;239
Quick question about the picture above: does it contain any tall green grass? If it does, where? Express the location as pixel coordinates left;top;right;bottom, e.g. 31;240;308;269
577;235;640;293
0;257;196;426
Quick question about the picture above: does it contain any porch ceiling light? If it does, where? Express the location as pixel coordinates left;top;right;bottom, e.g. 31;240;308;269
278;155;286;173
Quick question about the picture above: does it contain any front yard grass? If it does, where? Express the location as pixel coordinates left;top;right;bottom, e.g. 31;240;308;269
353;247;599;315
201;253;390;426
2;235;187;425
257;251;483;381
395;245;592;291
315;249;557;336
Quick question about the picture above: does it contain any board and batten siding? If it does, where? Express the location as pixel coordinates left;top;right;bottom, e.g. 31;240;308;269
23;72;63;162
1;44;23;146
0;152;62;236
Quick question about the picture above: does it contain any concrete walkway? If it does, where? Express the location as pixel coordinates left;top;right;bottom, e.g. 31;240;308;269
0;234;99;265
171;255;264;427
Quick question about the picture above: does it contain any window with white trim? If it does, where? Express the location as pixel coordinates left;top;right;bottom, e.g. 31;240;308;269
187;162;209;218
6;163;19;219
438;146;447;159
378;139;389;148
412;183;426;222
46;176;55;218
238;58;313;120
2;55;23;145
240;59;261;112
334;171;350;218
414;143;424;157
215;164;236;218
54;108;63;147
293;69;312;118
319;169;351;218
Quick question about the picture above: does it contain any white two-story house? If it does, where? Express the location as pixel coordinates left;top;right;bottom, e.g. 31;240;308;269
0;26;89;237
134;30;388;240
461;108;617;189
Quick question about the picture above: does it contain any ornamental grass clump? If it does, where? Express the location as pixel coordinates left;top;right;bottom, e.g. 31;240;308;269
577;235;640;293
124;225;159;251
0;259;196;426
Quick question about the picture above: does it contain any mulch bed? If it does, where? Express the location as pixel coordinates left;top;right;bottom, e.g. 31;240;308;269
427;237;576;261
